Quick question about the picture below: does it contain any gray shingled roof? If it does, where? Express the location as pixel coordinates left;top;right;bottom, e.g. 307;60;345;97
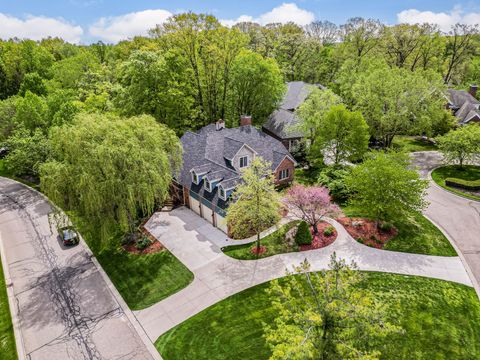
263;81;323;140
446;89;480;124
178;124;295;210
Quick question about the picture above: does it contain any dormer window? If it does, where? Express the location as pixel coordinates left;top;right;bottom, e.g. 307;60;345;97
239;156;248;168
192;172;199;184
219;187;226;200
204;178;212;192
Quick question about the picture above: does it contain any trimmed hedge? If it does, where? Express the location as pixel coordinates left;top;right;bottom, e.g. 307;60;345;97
295;221;313;245
445;177;480;191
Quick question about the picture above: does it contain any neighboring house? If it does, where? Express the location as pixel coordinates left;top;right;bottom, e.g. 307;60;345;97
262;81;324;151
446;85;480;125
174;115;297;234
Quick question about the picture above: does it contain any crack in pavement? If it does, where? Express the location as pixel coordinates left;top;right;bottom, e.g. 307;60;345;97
1;189;102;360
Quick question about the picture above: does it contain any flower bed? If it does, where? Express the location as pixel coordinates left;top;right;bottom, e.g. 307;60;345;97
299;222;337;251
337;217;398;249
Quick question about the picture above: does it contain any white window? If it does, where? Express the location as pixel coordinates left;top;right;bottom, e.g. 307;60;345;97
279;169;289;180
239;156;248;168
219;187;226;200
192;172;198;184
204;179;211;192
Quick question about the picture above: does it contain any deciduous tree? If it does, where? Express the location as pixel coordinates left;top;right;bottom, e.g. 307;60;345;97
315;104;369;164
265;254;400;359
40;113;182;241
345;152;428;224
437;125;480;167
226;157;281;254
283;184;340;234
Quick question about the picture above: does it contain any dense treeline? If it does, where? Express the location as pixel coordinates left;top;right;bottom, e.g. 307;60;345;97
0;12;478;241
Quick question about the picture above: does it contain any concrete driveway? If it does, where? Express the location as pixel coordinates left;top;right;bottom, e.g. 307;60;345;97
412;151;480;295
137;206;471;342
0;177;156;360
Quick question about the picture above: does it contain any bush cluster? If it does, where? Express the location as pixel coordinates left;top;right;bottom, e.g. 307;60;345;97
295;221;313;246
445;177;480;191
323;226;335;236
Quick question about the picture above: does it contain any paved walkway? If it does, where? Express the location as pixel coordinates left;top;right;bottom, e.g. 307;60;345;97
411;151;480;296
0;177;157;360
136;206;471;342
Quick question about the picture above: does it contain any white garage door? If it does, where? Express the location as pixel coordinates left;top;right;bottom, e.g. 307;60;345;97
201;204;213;224
189;197;201;216
216;213;228;234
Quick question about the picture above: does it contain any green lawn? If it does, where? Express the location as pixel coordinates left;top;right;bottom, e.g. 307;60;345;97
71;216;194;311
431;165;480;202
156;272;480;360
0;259;17;360
222;221;299;260
392;136;438;152
342;206;456;256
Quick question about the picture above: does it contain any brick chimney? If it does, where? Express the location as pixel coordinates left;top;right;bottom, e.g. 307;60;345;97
240;115;252;127
215;119;225;131
469;85;478;98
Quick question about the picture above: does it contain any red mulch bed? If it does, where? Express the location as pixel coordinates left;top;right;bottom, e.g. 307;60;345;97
250;245;267;256
123;223;165;255
300;222;337;251
123;240;164;255
337;217;398;249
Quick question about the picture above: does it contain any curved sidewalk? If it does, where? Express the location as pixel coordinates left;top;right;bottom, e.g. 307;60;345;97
136;207;471;342
411;151;480;297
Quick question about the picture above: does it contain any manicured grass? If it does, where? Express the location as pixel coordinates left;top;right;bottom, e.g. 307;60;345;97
0;259;17;360
222;221;299;260
431;165;480;201
342;206;456;256
392;136;437;152
156;272;480;360
73;217;194;311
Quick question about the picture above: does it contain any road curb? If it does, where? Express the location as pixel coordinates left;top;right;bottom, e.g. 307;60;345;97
0;231;27;360
424;169;480;298
428;166;480;204
0;176;163;360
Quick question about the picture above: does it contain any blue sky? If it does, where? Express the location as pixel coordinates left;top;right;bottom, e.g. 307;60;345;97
0;1;479;43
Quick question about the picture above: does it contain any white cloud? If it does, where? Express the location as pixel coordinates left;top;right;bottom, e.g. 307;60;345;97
221;3;315;27
397;6;480;32
89;9;172;43
0;13;83;43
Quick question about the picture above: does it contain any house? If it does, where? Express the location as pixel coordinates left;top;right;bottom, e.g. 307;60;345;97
446;85;480;125
262;81;324;151
173;115;297;233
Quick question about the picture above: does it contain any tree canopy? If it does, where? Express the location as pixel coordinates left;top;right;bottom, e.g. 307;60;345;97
345;152;429;223
437;125;480;167
40;113;182;242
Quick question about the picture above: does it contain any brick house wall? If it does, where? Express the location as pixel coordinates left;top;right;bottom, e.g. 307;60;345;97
274;157;295;186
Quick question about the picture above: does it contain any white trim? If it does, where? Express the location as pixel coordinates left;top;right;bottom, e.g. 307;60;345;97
273;154;297;171
464;113;480;123
225;143;258;161
191;172;200;185
279;168;290;180
218;186;226;200
204;178;212;192
239;155;249;168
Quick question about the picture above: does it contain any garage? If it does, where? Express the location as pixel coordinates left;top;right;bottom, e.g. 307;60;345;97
201;203;214;224
189;197;201;216
215;213;228;233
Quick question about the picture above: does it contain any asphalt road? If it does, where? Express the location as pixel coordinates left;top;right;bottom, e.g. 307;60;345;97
0;177;154;360
412;151;480;295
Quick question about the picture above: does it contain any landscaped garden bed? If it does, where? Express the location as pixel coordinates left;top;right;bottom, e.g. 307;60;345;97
222;220;337;260
299;222;337;251
432;165;480;201
337;217;397;249
341;206;457;256
156;272;480;360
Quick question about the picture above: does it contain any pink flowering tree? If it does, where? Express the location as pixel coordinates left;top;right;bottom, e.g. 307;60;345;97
283;184;340;234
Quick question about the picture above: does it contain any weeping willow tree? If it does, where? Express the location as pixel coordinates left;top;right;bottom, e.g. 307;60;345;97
40;113;182;242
